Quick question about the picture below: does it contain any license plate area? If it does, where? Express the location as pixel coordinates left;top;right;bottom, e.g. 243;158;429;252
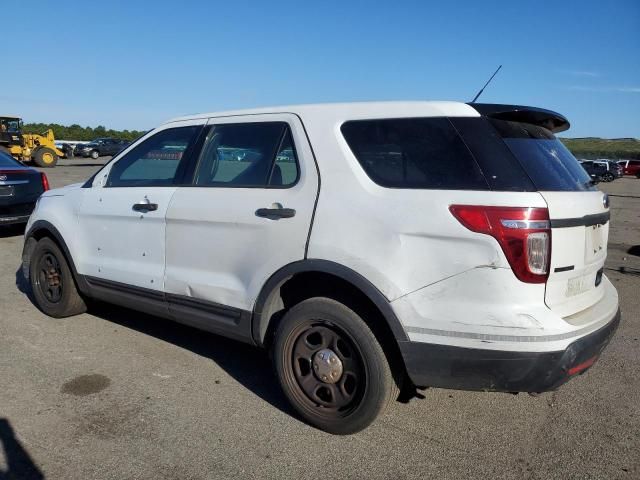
0;186;15;197
585;224;605;264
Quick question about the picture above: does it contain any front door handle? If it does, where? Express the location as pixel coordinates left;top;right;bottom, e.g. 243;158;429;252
256;203;296;220
132;196;158;212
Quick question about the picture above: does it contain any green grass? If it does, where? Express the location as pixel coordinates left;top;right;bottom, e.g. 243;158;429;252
560;137;640;160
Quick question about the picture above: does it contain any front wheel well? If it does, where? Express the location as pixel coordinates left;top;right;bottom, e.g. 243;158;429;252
23;225;82;290
257;270;409;387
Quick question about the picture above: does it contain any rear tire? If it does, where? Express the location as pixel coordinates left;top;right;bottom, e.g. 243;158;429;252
33;147;58;168
29;237;87;318
273;297;399;435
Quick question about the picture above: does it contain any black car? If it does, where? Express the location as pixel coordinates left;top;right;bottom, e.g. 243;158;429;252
0;150;49;226
76;138;130;159
579;161;609;182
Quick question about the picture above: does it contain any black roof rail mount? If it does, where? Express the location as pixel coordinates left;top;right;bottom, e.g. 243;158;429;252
468;103;570;133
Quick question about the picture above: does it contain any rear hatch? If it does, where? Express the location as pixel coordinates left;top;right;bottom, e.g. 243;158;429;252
489;118;609;317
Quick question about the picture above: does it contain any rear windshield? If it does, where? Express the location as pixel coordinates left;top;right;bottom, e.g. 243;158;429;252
341;118;488;190
490;119;595;191
0;151;21;167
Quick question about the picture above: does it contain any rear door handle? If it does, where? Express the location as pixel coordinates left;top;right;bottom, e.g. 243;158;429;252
256;203;296;219
132;197;158;212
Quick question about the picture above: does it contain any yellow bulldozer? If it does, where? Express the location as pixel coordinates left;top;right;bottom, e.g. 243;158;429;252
0;116;64;167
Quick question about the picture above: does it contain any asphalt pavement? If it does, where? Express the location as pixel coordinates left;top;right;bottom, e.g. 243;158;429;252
1;158;638;479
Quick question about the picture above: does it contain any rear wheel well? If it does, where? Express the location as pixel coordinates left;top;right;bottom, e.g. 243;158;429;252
259;271;409;387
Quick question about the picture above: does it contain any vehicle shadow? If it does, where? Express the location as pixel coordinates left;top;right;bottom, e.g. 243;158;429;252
15;264;294;418
0;418;45;480
0;224;25;239
87;301;296;418
627;245;640;257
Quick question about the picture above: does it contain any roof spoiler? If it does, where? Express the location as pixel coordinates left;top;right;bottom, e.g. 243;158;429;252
468;103;570;133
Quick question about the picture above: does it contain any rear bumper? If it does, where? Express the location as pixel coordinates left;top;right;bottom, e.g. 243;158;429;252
0;214;30;225
400;308;620;392
0;202;35;225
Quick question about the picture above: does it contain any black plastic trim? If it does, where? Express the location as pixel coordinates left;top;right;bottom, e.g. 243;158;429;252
554;265;575;273
166;293;253;344
400;309;620;392
550;211;610;228
252;259;409;346
85;276;169;319
469;103;570;133
81;276;254;344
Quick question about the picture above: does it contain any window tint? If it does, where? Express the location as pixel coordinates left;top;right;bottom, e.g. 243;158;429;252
107;126;199;187
341;118;488;190
270;129;299;186
194;122;298;187
490;119;595;191
449;117;535;192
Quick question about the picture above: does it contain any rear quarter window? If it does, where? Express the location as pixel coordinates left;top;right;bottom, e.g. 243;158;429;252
341;118;489;190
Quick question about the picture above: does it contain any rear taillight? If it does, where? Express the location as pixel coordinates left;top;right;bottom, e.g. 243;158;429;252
449;205;551;283
41;172;50;191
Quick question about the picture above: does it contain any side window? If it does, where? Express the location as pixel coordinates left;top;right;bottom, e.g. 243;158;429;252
194;122;299;188
341;118;488;190
106;126;200;187
270;129;299;186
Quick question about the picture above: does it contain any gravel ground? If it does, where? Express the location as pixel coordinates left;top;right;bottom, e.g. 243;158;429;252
1;158;638;479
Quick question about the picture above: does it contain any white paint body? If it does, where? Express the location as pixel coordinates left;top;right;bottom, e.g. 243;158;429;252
27;101;618;354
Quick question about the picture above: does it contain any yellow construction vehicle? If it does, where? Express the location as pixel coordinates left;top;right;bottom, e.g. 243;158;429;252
0;116;63;167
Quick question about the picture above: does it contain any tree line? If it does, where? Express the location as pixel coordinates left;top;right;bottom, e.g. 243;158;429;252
560;138;640;160
21;122;640;159
22;123;146;142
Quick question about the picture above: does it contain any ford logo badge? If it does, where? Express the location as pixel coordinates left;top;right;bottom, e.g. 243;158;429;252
0;175;7;181
603;194;610;209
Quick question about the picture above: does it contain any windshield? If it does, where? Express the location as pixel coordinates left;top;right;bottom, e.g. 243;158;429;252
490;119;595;191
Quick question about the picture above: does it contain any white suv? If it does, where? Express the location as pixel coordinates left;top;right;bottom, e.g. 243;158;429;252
22;102;620;434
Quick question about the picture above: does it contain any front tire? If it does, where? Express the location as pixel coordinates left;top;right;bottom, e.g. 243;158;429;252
90;150;99;159
33;147;58;167
602;172;614;182
273;297;398;435
30;237;87;318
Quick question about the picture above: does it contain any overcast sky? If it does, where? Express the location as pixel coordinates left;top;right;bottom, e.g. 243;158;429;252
4;0;639;137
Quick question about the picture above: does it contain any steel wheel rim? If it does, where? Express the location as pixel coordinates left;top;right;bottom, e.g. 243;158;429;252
37;251;63;303
289;322;365;415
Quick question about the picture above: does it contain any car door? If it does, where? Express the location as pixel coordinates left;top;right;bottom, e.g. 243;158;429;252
103;139;114;156
108;139;121;156
164;114;319;338
76;121;204;300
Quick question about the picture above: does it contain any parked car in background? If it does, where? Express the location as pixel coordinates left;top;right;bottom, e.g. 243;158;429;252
579;160;620;182
617;159;640;178
601;160;623;180
579;160;607;182
0;150;49;226
76;138;130;159
54;141;87;159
